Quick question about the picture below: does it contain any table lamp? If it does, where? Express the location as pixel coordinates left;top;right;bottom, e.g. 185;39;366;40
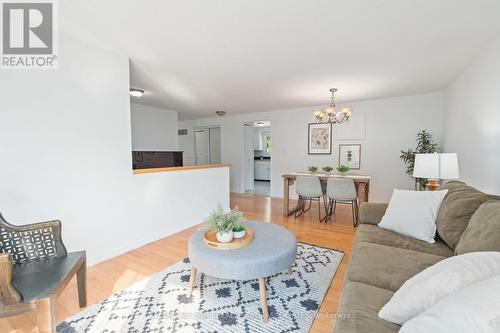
413;153;459;191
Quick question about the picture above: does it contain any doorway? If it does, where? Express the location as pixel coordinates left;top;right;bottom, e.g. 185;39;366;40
194;126;221;165
244;121;272;196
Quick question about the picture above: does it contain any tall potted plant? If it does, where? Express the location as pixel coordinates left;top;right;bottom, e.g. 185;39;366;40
400;130;439;190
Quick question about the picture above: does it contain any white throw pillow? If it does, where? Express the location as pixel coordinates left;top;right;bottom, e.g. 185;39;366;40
399;274;500;333
378;189;448;243
378;251;500;325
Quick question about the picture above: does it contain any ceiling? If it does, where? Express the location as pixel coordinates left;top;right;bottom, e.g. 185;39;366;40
60;1;500;120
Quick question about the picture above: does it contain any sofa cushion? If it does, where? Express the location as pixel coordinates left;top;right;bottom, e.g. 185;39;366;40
378;189;448;243
399;275;500;333
379;252;500;325
355;224;453;257
455;200;500;255
436;181;500;249
345;241;446;292
333;281;400;333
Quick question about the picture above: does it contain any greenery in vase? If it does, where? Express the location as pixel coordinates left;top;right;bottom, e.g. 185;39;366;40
322;166;333;173
207;204;244;234
232;223;245;232
308;166;318;174
400;130;439;190
337;165;350;173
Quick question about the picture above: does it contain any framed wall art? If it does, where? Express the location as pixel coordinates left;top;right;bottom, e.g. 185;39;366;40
308;123;332;155
339;144;361;169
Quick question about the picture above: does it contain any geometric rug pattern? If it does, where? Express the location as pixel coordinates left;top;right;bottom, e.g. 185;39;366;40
58;243;343;333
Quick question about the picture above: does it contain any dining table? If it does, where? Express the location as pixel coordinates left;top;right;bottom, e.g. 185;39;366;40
282;172;371;217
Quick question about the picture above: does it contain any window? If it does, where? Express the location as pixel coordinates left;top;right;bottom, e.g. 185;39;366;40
265;135;272;153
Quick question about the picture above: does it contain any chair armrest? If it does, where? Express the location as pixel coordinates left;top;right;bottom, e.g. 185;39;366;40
0;253;22;304
358;203;388;225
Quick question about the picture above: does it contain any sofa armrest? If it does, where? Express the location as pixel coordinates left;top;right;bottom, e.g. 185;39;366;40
358;203;388;225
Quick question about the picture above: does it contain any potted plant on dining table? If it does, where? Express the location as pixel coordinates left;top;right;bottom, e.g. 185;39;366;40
337;165;350;176
308;166;319;174
322;166;334;175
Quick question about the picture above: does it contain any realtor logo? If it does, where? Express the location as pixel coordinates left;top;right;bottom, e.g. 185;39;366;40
1;0;57;68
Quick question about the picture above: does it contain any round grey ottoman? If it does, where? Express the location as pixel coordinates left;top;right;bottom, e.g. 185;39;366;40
187;221;297;322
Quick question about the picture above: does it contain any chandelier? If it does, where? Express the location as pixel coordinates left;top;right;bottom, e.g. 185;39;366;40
313;88;352;124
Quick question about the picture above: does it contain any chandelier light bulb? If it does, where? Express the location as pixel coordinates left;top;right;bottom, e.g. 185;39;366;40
325;106;336;116
342;107;353;117
314;110;324;122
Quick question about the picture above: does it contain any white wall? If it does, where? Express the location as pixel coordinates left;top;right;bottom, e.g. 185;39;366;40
179;92;444;202
443;35;500;195
0;33;229;265
130;102;179;151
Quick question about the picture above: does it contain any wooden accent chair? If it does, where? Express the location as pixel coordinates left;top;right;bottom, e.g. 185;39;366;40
0;213;87;333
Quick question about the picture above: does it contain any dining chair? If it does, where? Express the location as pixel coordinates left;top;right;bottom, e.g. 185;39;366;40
325;178;359;226
294;176;327;222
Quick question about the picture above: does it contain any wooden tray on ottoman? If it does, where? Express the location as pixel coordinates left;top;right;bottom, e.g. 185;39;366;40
203;228;254;250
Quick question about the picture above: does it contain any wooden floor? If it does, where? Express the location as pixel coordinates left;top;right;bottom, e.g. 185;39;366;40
1;193;356;333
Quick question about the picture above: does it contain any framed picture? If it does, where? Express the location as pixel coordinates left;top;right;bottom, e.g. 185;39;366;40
308;123;332;155
339;144;361;169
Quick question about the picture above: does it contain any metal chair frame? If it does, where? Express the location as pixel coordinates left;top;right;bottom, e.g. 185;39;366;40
325;198;359;227
294;195;328;222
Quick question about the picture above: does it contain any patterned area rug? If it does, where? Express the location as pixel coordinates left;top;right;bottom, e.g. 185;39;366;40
58;243;343;333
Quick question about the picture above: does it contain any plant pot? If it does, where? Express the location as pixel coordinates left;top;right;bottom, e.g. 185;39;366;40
233;229;246;239
216;231;234;243
340;172;346;176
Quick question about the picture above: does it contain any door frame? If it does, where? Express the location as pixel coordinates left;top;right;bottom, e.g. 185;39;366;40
243;122;254;192
242;120;272;195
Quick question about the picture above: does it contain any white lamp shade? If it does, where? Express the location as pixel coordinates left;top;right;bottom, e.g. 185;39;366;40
413;153;459;180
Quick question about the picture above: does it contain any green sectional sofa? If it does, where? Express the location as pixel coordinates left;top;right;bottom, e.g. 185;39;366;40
333;181;500;333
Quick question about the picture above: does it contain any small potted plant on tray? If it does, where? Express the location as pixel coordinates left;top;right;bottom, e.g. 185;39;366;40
207;204;244;243
232;222;246;239
308;166;319;174
337;165;350;176
322;166;333;174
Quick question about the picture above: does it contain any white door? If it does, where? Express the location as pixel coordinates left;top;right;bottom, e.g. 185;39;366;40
209;127;221;164
195;129;210;165
244;123;254;191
